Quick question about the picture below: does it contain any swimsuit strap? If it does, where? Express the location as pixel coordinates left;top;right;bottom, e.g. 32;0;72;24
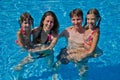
21;26;26;35
87;29;96;41
84;29;96;46
37;29;42;39
36;29;52;44
35;28;42;43
44;31;52;44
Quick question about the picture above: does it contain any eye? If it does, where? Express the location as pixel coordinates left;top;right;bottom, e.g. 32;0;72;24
25;22;28;24
77;18;82;21
46;20;49;22
72;19;75;21
87;18;89;20
50;21;54;23
91;18;96;21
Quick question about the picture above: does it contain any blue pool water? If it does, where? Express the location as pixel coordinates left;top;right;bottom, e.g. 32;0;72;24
0;0;120;80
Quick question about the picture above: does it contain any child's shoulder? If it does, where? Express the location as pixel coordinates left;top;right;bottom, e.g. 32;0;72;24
17;30;21;34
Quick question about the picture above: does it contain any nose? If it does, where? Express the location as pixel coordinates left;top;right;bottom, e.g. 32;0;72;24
48;21;53;26
74;20;78;24
48;21;51;25
25;23;29;27
88;19;92;24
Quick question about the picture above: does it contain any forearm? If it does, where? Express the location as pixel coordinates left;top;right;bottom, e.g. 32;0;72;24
43;35;58;50
68;47;85;54
17;31;23;47
67;50;88;62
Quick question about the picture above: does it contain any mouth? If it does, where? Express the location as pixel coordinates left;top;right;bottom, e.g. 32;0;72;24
88;23;94;27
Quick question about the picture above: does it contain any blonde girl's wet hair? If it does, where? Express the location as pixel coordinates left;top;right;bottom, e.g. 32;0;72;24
84;8;101;29
19;12;34;28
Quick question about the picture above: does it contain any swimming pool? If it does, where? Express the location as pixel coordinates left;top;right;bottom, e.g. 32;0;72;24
0;0;120;80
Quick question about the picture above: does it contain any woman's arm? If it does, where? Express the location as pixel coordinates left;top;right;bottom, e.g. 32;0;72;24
44;34;58;50
59;27;70;38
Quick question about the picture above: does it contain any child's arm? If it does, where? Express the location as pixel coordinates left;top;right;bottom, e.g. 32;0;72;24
86;31;100;55
16;30;23;47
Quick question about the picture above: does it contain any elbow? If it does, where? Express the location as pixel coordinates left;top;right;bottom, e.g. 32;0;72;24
86;50;93;55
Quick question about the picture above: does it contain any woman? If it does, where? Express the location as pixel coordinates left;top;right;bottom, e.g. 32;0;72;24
14;11;59;71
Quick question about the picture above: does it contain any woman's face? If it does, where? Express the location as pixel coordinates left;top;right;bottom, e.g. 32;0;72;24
87;14;97;28
71;15;82;27
43;15;54;32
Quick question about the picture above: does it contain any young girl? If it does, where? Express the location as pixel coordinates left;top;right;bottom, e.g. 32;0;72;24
83;8;103;58
16;12;34;50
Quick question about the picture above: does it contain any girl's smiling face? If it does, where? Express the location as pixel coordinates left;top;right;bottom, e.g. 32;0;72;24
87;14;97;28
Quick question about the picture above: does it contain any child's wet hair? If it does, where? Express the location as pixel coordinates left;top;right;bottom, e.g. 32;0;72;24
70;8;83;20
84;8;101;29
87;8;101;23
19;12;34;27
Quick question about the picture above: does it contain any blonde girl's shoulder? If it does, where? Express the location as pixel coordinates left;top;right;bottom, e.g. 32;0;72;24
95;28;100;34
93;29;100;37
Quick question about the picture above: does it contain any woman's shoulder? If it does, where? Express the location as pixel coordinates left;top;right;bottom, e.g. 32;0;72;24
51;31;58;38
32;27;39;31
32;27;41;34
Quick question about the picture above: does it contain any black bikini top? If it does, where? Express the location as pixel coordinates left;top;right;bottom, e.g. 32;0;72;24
35;29;52;44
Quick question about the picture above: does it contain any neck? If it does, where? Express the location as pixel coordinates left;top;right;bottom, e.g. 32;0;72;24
43;29;50;34
73;25;84;33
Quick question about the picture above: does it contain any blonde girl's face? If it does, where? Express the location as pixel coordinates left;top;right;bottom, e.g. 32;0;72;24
43;15;54;32
71;15;82;27
87;14;97;28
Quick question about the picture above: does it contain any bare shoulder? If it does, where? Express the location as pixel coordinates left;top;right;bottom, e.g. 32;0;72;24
67;26;73;30
32;27;39;32
17;30;21;35
94;29;100;37
52;32;58;38
95;28;100;34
